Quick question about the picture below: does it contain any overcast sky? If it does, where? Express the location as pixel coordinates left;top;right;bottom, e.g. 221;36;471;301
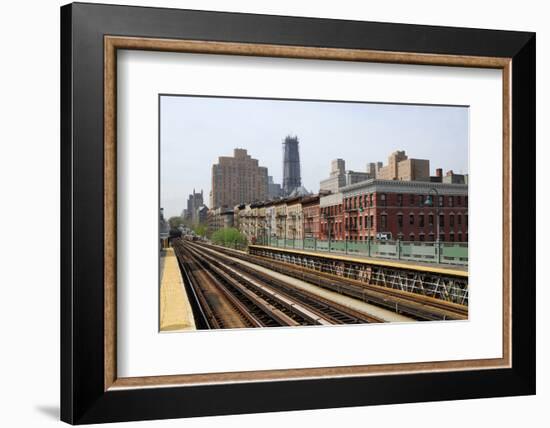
160;95;469;218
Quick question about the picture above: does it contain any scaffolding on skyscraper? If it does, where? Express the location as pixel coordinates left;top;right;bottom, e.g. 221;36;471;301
282;135;301;197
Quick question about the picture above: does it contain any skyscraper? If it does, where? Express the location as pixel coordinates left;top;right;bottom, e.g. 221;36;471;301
282;135;301;196
210;148;268;209
267;176;282;200
185;189;204;224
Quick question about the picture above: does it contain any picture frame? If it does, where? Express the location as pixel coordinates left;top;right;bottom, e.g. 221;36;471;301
60;2;535;424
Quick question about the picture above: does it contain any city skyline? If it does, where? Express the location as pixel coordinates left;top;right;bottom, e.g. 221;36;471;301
160;95;469;217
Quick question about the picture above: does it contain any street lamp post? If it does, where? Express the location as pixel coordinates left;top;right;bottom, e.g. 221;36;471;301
322;211;331;252
268;214;271;246
284;214;287;249
301;212;305;249
267;215;271;246
367;194;371;256
357;199;365;255
425;188;441;263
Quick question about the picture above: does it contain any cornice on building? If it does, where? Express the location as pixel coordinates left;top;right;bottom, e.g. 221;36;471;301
340;179;468;197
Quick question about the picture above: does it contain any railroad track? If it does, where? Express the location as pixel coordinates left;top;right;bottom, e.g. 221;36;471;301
175;239;382;328
182;244;324;327
175;241;342;328
185;242;382;325
174;242;266;329
194;241;468;321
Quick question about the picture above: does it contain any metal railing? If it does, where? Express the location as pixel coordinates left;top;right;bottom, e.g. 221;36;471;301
257;237;468;266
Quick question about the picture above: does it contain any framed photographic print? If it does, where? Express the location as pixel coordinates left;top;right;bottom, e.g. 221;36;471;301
60;2;535;424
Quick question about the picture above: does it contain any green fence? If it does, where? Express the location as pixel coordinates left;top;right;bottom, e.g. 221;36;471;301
259;237;468;266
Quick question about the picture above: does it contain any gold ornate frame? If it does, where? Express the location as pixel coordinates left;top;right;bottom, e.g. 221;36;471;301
103;36;512;391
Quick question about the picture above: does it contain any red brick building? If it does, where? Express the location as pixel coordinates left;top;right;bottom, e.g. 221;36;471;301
319;192;345;241
302;195;320;239
320;180;468;243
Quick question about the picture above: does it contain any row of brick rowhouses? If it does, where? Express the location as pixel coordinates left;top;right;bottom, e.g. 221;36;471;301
210;178;468;243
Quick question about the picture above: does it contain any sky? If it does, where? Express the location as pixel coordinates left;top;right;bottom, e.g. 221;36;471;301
160;95;469;218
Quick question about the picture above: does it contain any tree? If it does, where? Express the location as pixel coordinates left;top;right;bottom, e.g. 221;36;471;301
193;224;208;237
168;216;186;230
211;227;247;249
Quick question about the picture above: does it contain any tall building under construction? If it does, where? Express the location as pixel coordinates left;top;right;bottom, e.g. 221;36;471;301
282;135;301;196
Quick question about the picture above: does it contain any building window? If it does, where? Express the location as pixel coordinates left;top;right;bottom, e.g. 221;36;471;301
449;196;454;207
418;195;424;207
439;214;445;227
397;194;403;206
409;214;414;225
380;193;387;207
458;214;462;225
381;215;387;230
369;193;373;206
419;214;425;227
465;214;468;226
419;234;425;242
440;233;445;242
458;232;462;242
429;214;434;226
450;214;455;227
450;233;455;242
457;196;462;206
398;214;403;228
370;215;374;229
438;195;444;207
465;196;468;207
409;194;415;206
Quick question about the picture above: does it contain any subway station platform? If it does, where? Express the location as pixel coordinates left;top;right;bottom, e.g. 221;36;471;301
160;248;196;332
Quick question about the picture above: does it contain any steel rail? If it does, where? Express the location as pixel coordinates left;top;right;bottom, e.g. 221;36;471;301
173;243;223;328
197;242;467;321
185;244;328;326
187;241;383;324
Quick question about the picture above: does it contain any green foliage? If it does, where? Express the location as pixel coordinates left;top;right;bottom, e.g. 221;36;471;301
193;224;208;237
211;227;247;249
168;216;186;229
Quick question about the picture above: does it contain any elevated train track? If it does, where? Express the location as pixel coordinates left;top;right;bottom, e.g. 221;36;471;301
248;245;469;305
187;242;383;324
196;242;468;321
173;239;382;329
